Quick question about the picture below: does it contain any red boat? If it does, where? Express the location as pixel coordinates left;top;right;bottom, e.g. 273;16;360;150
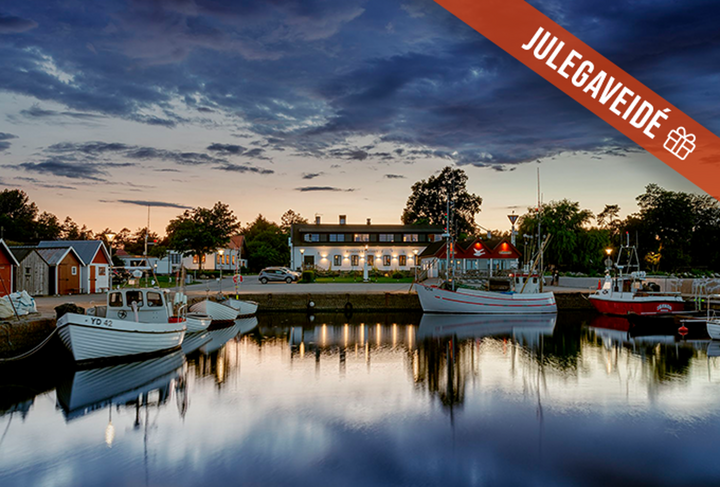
588;243;685;316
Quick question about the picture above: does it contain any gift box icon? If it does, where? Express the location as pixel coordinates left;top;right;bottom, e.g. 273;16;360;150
664;126;696;160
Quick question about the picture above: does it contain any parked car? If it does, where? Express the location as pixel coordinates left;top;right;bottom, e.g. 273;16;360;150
258;267;299;284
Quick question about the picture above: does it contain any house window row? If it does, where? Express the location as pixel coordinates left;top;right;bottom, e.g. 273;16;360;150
326;254;413;268
303;233;442;243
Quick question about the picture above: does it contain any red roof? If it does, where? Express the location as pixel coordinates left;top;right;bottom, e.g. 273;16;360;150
423;238;521;260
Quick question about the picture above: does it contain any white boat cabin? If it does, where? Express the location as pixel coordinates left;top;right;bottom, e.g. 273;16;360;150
88;288;172;323
511;274;542;294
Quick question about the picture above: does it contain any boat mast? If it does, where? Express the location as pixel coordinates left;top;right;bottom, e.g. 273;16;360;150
445;187;451;289
537;167;543;292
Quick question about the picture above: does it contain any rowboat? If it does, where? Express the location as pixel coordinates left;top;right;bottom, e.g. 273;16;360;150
224;297;259;316
189;299;239;323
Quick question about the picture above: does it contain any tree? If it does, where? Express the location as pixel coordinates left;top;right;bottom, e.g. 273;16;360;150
60;217;93;240
0;189;38;242
280;209;308;233
166;202;240;270
243;215;289;272
401;166;482;237
518;199;597;270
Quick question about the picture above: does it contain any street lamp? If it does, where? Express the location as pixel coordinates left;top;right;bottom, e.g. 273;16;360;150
363;245;369;282
300;248;305;271
604;247;613;272
218;249;225;294
105;232;116;290
413;249;419;282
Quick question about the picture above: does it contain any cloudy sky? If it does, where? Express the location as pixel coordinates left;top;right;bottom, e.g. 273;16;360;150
0;0;718;234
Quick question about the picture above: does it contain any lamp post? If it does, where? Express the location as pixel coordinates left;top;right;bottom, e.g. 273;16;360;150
363;245;369;282
507;212;519;246
218;249;224;294
105;232;116;290
413;249;419;282
300;248;305;271
604;247;613;273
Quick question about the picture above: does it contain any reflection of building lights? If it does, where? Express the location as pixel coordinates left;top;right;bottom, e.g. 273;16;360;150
105;419;115;448
392;323;397;348
322;324;327;346
376;323;382;345
300;341;305;358
344;324;349;347
408;325;414;348
360;323;365;345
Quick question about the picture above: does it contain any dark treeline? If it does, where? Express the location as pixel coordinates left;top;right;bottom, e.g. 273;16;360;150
518;184;720;274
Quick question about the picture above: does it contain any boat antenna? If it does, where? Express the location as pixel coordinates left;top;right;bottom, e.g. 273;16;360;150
537;167;543;292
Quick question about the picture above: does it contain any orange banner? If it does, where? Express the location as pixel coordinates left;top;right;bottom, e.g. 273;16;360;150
433;0;720;200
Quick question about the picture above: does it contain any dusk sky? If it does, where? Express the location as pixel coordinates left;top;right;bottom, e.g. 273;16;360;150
0;0;718;234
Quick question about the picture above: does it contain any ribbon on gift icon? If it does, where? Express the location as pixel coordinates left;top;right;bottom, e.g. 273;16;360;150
664;127;697;161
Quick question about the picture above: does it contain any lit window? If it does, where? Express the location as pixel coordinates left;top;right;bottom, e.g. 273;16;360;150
383;255;391;267
367;255;375;267
403;234;418;242
354;234;370;242
333;255;341;266
399;255;407;266
351;255;359;266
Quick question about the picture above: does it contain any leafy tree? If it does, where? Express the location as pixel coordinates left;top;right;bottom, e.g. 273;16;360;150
243;215;289;272
280;209;308;233
518;199;597;270
60;216;93;240
35;212;62;241
0;189;38;242
401;166;482;237
166;202;240;270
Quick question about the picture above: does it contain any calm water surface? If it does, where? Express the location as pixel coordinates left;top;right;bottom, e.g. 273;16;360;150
2;311;720;486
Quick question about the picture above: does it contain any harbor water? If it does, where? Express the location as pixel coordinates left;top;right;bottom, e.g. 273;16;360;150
2;311;720;486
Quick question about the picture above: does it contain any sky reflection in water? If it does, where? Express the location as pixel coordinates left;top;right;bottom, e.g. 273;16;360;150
1;312;720;487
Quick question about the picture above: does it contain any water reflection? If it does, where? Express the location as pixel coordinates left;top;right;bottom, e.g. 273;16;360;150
2;312;720;486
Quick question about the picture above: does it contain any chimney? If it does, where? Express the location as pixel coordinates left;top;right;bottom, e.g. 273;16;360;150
339;215;346;225
367;218;371;225
315;215;321;225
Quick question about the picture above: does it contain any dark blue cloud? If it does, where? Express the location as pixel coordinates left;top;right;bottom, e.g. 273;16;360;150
0;13;37;33
295;186;354;192
0;132;16;151
1;0;719;167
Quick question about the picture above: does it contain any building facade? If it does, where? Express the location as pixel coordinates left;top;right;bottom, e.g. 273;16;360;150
419;238;521;278
38;240;111;293
182;236;248;272
0;239;18;297
290;216;444;272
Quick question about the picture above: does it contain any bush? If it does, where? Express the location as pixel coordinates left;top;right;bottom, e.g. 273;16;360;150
392;271;404;279
301;270;315;283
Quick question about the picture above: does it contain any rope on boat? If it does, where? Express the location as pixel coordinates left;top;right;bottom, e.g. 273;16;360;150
0;328;58;363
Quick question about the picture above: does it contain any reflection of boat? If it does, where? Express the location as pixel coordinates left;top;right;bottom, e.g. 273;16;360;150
180;331;211;355
707;341;720;357
416;283;557;314
56;350;184;421
417;313;556;345
589;314;708;346
201;317;258;354
58;288;186;363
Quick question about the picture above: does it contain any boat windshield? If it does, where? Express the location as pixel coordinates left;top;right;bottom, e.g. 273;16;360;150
147;291;163;307
126;290;144;308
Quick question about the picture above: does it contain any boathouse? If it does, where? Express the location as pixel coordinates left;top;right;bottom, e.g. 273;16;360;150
37;240;111;293
9;247;49;296
0;239;19;297
36;247;83;295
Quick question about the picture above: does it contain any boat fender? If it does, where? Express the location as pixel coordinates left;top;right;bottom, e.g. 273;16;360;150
678;324;689;336
344;302;353;313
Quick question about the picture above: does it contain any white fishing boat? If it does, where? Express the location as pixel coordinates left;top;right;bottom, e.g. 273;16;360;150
704;295;720;340
416;278;557;314
56;350;184;421
189;298;239;323
224;297;259;316
185;312;212;332
57;288;186;363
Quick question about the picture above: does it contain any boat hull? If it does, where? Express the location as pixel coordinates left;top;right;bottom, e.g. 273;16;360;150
57;313;186;363
589;294;685;315
708;321;720;340
416;284;557;314
189;299;239;322
225;298;259;316
185;312;212;332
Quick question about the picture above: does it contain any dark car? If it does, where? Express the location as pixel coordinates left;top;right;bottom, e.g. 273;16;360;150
258;267;299;284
